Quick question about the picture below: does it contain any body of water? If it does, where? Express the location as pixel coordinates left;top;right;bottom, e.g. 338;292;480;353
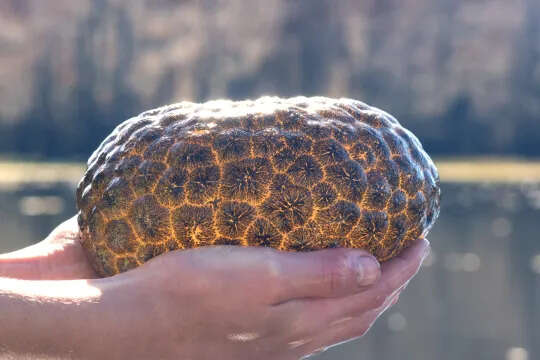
1;162;540;360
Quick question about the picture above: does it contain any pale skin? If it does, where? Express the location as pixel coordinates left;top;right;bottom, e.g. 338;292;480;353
0;217;430;360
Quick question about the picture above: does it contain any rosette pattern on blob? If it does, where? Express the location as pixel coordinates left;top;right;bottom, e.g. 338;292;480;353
76;96;441;277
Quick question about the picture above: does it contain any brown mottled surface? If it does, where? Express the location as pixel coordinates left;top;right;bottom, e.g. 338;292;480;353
76;96;441;277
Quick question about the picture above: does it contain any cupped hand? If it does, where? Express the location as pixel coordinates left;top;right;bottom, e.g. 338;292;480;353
0;217;429;360
91;237;428;360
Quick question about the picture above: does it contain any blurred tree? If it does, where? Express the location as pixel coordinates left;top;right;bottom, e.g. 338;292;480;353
0;0;538;158
14;48;57;156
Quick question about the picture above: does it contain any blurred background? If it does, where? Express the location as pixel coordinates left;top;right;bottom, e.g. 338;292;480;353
0;1;539;359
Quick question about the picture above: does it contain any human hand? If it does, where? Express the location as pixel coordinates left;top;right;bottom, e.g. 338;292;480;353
0;217;429;360
86;237;428;360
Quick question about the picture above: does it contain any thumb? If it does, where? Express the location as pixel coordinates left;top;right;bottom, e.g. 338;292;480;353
142;246;381;305
0;216;98;280
2;217;78;260
268;248;381;305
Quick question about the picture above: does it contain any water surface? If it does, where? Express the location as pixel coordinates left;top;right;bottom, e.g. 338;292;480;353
1;167;539;360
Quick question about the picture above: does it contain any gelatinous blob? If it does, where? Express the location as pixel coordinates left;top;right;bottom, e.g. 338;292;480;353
284;133;312;153
357;126;390;159
407;191;427;224
129;195;171;243
154;168;187;206
332;124;358;145
313;139;348;165
129;127;163;154
136;243;166;264
287;228;317;251
167;141;215;170
261;185;313;232
385;214;408;256
246;218;282;247
104;219;137;254
363;170;392;210
273;148;296;171
187;165;220;203
216;201;255;238
221;158;273;201
116;256;139;273
143;137;175;162
213;237;243;246
325;160;367;202
100;177;134;216
350;142;377;168
270;174;294;193
115;155;142;179
388;190;407;214
132;161;167;195
251;131;285;157
77;96;441;276
304;123;332;140
278;110;306;129
312;182;337;208
287;155;323;188
350;211;389;248
316;201;360;237
87;208;106;241
172;205;214;247
213;129;251;161
93;244;117;277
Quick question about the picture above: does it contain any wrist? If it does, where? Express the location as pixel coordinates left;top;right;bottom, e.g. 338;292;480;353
0;277;107;359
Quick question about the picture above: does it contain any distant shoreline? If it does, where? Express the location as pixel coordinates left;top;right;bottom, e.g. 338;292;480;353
0;157;539;188
435;157;540;183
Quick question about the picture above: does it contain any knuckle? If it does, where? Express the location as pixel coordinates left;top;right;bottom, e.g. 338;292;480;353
263;274;283;301
261;258;286;302
321;253;352;294
259;250;283;280
267;282;285;303
265;258;282;280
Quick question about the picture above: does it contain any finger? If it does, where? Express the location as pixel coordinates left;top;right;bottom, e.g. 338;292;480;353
377;238;430;294
268;247;381;305
296;290;401;359
334;237;429;314
43;216;81;245
0;216;80;260
0;216;97;280
278;238;428;330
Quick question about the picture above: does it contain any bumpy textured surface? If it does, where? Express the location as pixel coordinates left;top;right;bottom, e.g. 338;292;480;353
76;96;441;277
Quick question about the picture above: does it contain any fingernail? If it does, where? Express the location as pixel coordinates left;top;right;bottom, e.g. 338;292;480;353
355;255;380;286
